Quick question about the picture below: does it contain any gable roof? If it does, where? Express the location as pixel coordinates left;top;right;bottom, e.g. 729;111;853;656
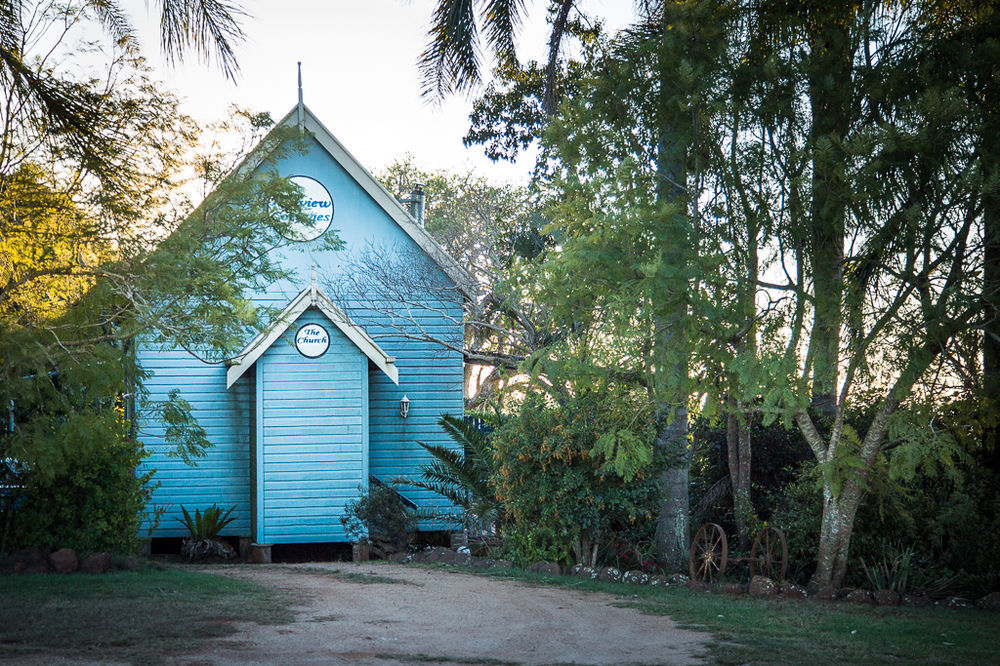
225;282;399;388
239;103;478;300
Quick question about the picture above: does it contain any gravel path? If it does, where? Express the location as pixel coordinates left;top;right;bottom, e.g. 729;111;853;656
182;562;710;665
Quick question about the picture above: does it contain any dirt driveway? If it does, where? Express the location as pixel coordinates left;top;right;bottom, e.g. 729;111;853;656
186;562;710;665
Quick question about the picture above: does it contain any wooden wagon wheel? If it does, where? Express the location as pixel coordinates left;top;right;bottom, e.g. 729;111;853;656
689;523;728;583
749;525;788;581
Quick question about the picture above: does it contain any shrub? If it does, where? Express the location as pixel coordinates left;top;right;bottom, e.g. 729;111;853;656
6;410;154;554
491;387;659;568
341;480;417;556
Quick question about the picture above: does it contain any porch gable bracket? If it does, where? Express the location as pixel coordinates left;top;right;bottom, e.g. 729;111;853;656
225;284;398;388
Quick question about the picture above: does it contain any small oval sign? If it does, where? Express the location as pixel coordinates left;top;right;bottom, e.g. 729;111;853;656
279;175;334;242
295;323;330;358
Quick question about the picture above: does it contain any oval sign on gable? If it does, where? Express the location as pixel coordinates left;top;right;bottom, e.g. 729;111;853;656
279;175;334;242
295;323;330;358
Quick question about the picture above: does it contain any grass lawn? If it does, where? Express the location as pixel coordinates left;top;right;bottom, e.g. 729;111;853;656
0;566;292;664
468;566;1000;664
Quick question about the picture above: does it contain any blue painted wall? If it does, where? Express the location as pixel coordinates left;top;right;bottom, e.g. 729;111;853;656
138;115;463;542
257;309;366;543
137;348;252;537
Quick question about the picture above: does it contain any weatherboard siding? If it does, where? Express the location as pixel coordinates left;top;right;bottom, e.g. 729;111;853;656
259;310;366;543
137;347;252;538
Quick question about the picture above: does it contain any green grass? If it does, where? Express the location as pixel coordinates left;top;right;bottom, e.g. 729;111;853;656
427;564;1000;664
0;567;292;664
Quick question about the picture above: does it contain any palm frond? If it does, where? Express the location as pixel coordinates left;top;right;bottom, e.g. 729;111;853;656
409;414;503;527
482;0;525;68
156;0;247;81
87;0;138;51
419;0;480;99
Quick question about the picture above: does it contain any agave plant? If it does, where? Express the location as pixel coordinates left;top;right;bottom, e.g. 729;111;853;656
176;504;238;560
176;503;237;540
409;414;503;533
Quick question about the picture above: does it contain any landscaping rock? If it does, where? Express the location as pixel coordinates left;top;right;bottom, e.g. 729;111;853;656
648;575;671;587
575;566;598;580
437;550;460;564
748;576;777;597
49;548;78;574
10;547;49;574
424;547;452;564
623;570;649;585
668;573;690;586
845;588;872;604
388;552;411;564
490;559;513;569
451;551;472;566
527;561;561;576
873;589;900;606
125;555;142;571
80;552;112;574
779;582;807;599
976;592;1000;610
685;580;707;591
469;557;491;568
902;594;933;607
940;596;970;609
182;537;236;562
722;582;745;596
597;566;622;582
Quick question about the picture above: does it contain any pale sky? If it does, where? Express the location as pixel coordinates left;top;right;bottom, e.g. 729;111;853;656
126;1;633;185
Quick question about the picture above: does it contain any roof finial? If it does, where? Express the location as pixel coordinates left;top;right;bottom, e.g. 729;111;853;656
297;61;304;130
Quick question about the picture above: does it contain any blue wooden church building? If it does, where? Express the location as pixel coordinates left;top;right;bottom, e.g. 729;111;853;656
137;101;473;547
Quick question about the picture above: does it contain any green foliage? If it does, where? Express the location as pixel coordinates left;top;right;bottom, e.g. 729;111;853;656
862;543;915;594
491;387;659;566
591;428;654;482
340;482;417;556
408;414;503;531
175;504;236;541
761;448;1000;595
0;6;342;557
7;415;154;553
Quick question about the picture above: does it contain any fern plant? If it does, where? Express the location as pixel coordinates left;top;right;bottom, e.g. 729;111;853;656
176;504;236;541
408;414;502;533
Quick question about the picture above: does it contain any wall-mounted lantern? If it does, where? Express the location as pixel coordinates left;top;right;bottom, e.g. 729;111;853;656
399;395;410;419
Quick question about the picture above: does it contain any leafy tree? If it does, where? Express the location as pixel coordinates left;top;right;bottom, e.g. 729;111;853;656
0;8;331;551
720;0;985;589
421;0;734;569
329;158;555;405
0;0;246;171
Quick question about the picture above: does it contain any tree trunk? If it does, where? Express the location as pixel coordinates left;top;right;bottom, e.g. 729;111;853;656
806;8;853;420
810;481;863;589
654;404;691;571
650;2;694;569
981;47;1000;469
727;409;753;548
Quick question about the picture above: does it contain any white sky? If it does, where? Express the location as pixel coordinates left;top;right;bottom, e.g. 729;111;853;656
125;0;633;185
